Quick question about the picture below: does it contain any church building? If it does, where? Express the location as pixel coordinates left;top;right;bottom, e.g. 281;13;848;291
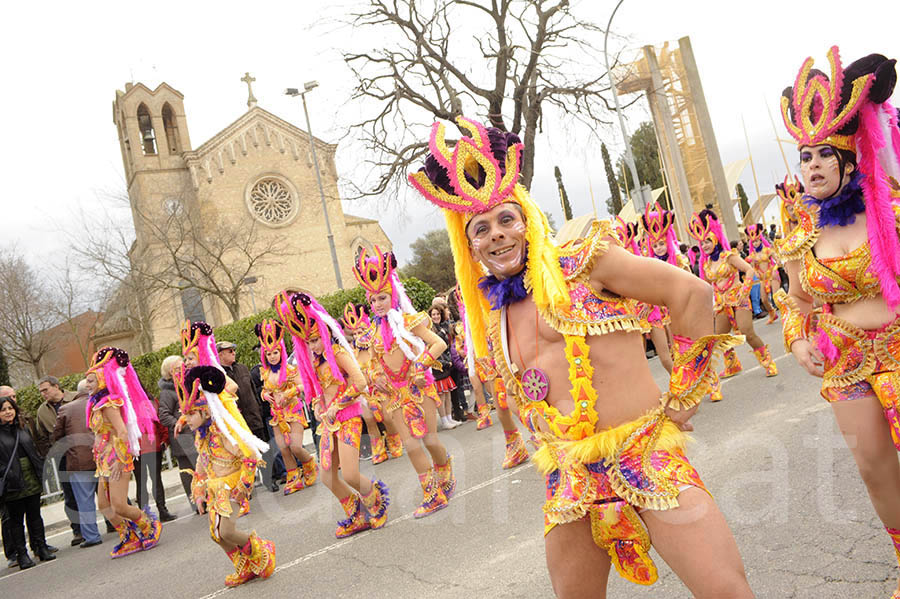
94;78;391;355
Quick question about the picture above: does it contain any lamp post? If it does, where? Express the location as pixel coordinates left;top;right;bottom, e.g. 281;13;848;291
285;82;344;289
603;0;647;210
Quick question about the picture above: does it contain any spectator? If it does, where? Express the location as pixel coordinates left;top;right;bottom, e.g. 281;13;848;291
429;306;459;430
0;395;56;569
157;355;198;511
35;376;81;545
217;341;265;441
50;380;102;548
133;393;175;522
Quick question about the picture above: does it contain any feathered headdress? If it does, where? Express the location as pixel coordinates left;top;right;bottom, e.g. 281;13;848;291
341;303;371;335
273;290;357;404
640;202;680;265
688;208;730;279
407;116;568;361
85;347;157;454
745;223;771;250
174;364;268;460
181;320;221;368
255;319;288;386
352;246;426;360
614;216;641;255
782;46;900;309
775;175;805;233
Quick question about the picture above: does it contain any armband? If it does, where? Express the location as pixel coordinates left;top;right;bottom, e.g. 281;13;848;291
665;333;744;411
416;349;441;372
773;289;812;353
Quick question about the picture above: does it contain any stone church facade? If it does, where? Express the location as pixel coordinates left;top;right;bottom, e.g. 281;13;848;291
94;81;391;354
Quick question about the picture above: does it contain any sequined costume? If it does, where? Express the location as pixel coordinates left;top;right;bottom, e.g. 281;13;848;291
407;117;742;588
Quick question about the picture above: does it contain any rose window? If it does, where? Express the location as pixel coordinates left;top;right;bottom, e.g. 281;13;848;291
248;178;296;225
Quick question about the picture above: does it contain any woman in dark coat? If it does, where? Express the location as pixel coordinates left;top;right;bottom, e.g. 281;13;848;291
0;396;56;569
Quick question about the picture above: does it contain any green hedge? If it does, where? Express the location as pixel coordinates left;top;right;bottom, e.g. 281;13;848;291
14;278;435;417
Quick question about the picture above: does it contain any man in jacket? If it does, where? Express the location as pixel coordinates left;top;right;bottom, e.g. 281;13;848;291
35;376;81;544
216;341;265;440
50;380;102;547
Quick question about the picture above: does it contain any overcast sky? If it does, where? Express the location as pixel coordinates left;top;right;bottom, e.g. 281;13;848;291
4;0;898;271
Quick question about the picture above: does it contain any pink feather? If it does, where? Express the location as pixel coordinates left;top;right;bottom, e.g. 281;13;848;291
815;329;840;363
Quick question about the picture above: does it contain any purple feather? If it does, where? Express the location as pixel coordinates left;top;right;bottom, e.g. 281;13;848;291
804;171;866;227
478;272;528;309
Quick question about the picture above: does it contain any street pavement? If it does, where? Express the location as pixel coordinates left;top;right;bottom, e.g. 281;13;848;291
3;320;899;598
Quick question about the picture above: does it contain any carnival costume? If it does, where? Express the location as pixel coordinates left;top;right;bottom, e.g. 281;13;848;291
351;247;456;518
745;224;780;323
173;362;274;587
455;289;530;468
343;302;402;463
408;115;741;586
85;347;163;558
688;209;778;382
274;291;390;537
254;318;318;493
778;47;900;593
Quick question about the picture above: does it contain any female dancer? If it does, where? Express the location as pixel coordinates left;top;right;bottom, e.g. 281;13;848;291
778;47;900;597
254;318;318;493
689;208;779;386
173;363;275;587
274;291;389;537
744;223;780;323
352;247;455;518
640;203;692;373
342;303;404;463
456;290;529;468
84;347;162;558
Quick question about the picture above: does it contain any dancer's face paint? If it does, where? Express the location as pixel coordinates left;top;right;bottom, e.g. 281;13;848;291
466;203;526;279
652;239;668;257
265;348;281;367
800;144;842;200
370;292;391;317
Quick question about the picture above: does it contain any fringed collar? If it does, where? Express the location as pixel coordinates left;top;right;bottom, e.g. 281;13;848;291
805;171;866;228
88;389;110;408
478;270;528;310
709;243;723;262
655;253;669;262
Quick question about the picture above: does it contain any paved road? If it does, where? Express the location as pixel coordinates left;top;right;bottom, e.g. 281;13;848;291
3;320;898;598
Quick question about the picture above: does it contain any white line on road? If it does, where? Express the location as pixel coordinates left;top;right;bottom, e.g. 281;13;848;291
196;463;533;599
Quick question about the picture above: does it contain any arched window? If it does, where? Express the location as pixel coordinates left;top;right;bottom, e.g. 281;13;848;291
180;288;206;323
137;103;157;155
161;103;180;154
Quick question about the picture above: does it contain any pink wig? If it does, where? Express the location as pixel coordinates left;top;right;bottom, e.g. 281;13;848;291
745;224;772;250
255;319;288;387
181;321;222;370
688;209;730;281
641;203;680;266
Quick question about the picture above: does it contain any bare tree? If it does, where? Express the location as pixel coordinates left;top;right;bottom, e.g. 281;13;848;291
343;0;619;198
49;260;104;370
0;247;56;378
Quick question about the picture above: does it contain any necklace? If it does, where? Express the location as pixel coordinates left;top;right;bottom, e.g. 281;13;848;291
508;304;549;403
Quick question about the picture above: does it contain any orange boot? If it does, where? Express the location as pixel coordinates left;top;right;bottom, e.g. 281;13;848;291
360;479;390;530
224;545;254;587
719;348;742;379
476;403;493;430
301;457;318;487
502;430;529;469
134;507;162;550
109;521;142;559
766;307;779;324
385;433;404;458
435;453;456;499
413;469;449;519
710;377;723;403
335;495;370;538
282;468;304;495
753;345;778;377
371;435;388;465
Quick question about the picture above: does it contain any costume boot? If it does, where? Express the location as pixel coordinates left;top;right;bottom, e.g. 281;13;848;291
476;403;493;430
245;531;276;580
335;494;370;538
753;345;778;377
301;457;318;487
224;544;254;587
109;521;142;559
709;377;723;403
502;429;530;469
371;435;388;465
435;454;456;499
719;348;742;379
414;470;448;519
360;479;391;529
283;468;304;495
766;306;779;324
134;506;162;550
386;433;404;458
887;526;900;599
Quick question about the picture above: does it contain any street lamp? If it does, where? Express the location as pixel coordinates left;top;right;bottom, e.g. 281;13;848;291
603;0;648;211
285;81;344;290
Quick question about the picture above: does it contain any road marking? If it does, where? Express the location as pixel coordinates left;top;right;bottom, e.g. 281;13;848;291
196;463;533;599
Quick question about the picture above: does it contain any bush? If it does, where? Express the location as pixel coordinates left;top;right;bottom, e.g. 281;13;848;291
13;279;436;417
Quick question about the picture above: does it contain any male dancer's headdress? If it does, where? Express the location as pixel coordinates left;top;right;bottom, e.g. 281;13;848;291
173;363;268;459
85;347;158;454
273;290;356;403
352;246;427;360
781;46;900;308
255;318;288;387
640;202;680;265
407;116;567;360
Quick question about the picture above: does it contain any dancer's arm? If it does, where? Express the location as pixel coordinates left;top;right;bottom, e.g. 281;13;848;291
780;259;823;376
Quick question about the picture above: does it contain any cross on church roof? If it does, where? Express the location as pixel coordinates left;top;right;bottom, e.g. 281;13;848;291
241;72;257;108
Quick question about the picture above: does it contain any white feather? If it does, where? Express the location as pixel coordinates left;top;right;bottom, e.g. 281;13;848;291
203;389;269;459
